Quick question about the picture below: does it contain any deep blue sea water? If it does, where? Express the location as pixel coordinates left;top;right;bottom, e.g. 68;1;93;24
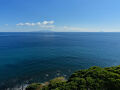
0;32;120;89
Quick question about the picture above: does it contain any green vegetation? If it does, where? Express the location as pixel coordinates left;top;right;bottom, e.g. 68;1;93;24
26;65;120;90
26;83;42;90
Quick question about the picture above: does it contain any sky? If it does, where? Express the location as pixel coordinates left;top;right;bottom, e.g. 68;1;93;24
0;0;120;32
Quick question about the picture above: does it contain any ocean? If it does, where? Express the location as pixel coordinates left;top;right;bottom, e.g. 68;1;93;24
0;32;120;89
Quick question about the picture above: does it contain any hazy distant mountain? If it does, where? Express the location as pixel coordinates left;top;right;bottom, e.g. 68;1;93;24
32;30;55;32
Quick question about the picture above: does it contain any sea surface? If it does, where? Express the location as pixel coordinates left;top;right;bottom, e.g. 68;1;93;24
0;32;120;89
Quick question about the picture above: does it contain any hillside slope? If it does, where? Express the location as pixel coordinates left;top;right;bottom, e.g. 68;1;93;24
26;65;120;90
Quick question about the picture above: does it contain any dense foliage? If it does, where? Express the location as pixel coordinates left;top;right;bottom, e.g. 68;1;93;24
26;65;120;90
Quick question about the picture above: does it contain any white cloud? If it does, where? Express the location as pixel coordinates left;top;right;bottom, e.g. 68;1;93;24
25;23;32;26
16;23;24;26
16;20;54;26
49;21;54;24
42;21;54;25
31;23;36;26
43;21;49;25
16;21;55;31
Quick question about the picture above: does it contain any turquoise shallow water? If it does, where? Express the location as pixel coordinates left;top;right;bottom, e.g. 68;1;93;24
0;32;120;89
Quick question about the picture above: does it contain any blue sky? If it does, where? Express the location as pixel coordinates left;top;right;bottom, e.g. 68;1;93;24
0;0;120;32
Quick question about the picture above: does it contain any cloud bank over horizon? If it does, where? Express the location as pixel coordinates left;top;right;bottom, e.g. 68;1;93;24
0;20;112;32
1;20;119;32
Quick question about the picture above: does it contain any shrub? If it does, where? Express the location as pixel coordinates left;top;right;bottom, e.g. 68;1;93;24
26;83;41;90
